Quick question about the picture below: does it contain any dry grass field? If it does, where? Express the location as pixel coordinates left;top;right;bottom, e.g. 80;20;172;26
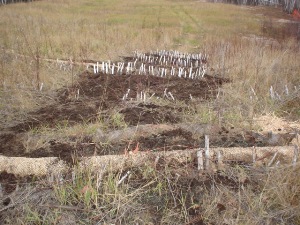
0;0;300;224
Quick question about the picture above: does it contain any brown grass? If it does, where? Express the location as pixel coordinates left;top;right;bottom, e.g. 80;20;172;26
0;0;299;224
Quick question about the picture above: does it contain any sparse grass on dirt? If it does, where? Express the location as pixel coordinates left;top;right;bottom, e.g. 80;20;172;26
0;0;300;224
1;162;300;224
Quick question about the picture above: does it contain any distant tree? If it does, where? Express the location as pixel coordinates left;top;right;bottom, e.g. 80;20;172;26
282;0;300;13
1;0;33;4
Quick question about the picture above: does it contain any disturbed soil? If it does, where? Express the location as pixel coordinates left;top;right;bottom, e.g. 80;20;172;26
1;70;296;167
0;72;228;159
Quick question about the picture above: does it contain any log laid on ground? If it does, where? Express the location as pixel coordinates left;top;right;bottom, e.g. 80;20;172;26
0;146;296;177
82;146;296;173
0;156;66;177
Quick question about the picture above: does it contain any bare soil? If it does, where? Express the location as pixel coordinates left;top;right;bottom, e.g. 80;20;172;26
1;69;296;167
0;71;228;160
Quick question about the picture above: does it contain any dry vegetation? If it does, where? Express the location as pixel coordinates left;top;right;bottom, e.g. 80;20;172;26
0;0;300;224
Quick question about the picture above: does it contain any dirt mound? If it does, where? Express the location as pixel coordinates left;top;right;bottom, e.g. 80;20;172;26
120;103;180;125
0;70;296;167
0;72;227;161
3;72;227;133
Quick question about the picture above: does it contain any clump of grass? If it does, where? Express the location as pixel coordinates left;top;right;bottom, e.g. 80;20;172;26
110;111;128;129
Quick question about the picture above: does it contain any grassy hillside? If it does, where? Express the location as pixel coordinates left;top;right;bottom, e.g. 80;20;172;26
1;0;299;117
0;0;261;58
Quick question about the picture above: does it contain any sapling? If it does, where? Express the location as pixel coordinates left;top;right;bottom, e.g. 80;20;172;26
134;59;137;67
205;135;210;169
149;93;155;99
293;145;298;167
143;64;146;74
105;62;109;74
139;63;143;75
39;83;43;91
268;152;278;167
120;62;124;74
111;64;115;75
159;55;163;63
93;64;97;74
217;150;223;168
101;62;105;72
189;67;192;78
76;89;79;100
168;92;175;101
117;62;121;73
117;171;131;186
126;63;130;74
197;149;204;171
0;184;3;198
269;86;275;99
71;170;76;185
285;85;289;95
108;60;111;70
201;68;206;77
252;147;256;163
163;88;167;98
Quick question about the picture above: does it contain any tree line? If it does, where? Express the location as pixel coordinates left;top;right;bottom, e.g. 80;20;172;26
210;0;299;13
1;0;33;4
